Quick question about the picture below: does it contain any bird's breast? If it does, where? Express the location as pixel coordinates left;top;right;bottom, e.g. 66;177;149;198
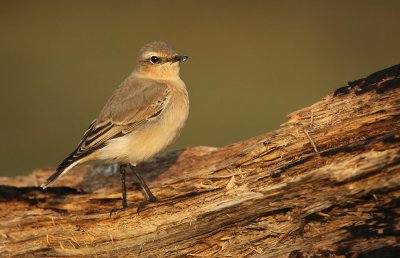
129;83;189;162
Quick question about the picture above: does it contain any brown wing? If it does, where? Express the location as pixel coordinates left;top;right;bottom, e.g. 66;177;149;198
72;81;171;160
41;80;171;188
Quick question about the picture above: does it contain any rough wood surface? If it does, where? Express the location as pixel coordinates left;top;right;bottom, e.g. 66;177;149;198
1;64;400;257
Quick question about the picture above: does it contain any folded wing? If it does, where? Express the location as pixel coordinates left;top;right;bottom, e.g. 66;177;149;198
41;80;170;188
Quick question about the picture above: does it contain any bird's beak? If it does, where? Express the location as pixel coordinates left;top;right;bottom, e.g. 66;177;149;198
169;55;189;63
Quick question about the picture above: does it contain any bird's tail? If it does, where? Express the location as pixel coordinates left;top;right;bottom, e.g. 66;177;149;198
40;154;82;189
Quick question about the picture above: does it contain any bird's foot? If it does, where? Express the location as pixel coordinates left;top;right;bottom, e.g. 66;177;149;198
109;201;128;217
109;207;127;217
137;195;160;214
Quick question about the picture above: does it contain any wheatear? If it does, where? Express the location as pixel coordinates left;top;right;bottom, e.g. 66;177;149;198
41;41;189;210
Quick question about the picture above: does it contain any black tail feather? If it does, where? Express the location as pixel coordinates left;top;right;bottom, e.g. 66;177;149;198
41;120;113;188
41;141;107;188
41;155;77;188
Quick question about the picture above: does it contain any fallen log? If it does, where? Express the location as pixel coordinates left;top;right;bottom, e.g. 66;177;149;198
1;64;399;257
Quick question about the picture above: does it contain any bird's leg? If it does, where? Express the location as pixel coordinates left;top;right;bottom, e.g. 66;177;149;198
129;164;159;212
129;164;158;202
120;164;128;209
110;164;128;217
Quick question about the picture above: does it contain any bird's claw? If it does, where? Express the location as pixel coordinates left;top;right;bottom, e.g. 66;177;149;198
109;207;127;217
137;196;160;214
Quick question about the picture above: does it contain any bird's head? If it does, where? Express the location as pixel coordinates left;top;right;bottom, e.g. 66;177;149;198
134;41;188;79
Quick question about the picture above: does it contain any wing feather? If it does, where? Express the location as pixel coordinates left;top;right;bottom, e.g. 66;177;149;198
53;80;170;173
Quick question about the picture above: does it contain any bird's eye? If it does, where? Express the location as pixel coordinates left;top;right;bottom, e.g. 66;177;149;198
150;56;160;64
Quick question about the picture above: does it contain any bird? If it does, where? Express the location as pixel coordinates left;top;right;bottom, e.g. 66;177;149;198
41;41;189;210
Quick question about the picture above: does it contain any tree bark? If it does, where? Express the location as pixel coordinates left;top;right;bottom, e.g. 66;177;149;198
1;64;399;257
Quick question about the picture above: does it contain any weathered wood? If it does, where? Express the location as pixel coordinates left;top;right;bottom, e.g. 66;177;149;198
1;64;399;257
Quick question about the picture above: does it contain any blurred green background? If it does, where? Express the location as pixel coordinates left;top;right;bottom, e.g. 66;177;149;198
1;1;399;177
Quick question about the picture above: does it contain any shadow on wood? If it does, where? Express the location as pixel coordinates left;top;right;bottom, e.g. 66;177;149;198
1;64;399;257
